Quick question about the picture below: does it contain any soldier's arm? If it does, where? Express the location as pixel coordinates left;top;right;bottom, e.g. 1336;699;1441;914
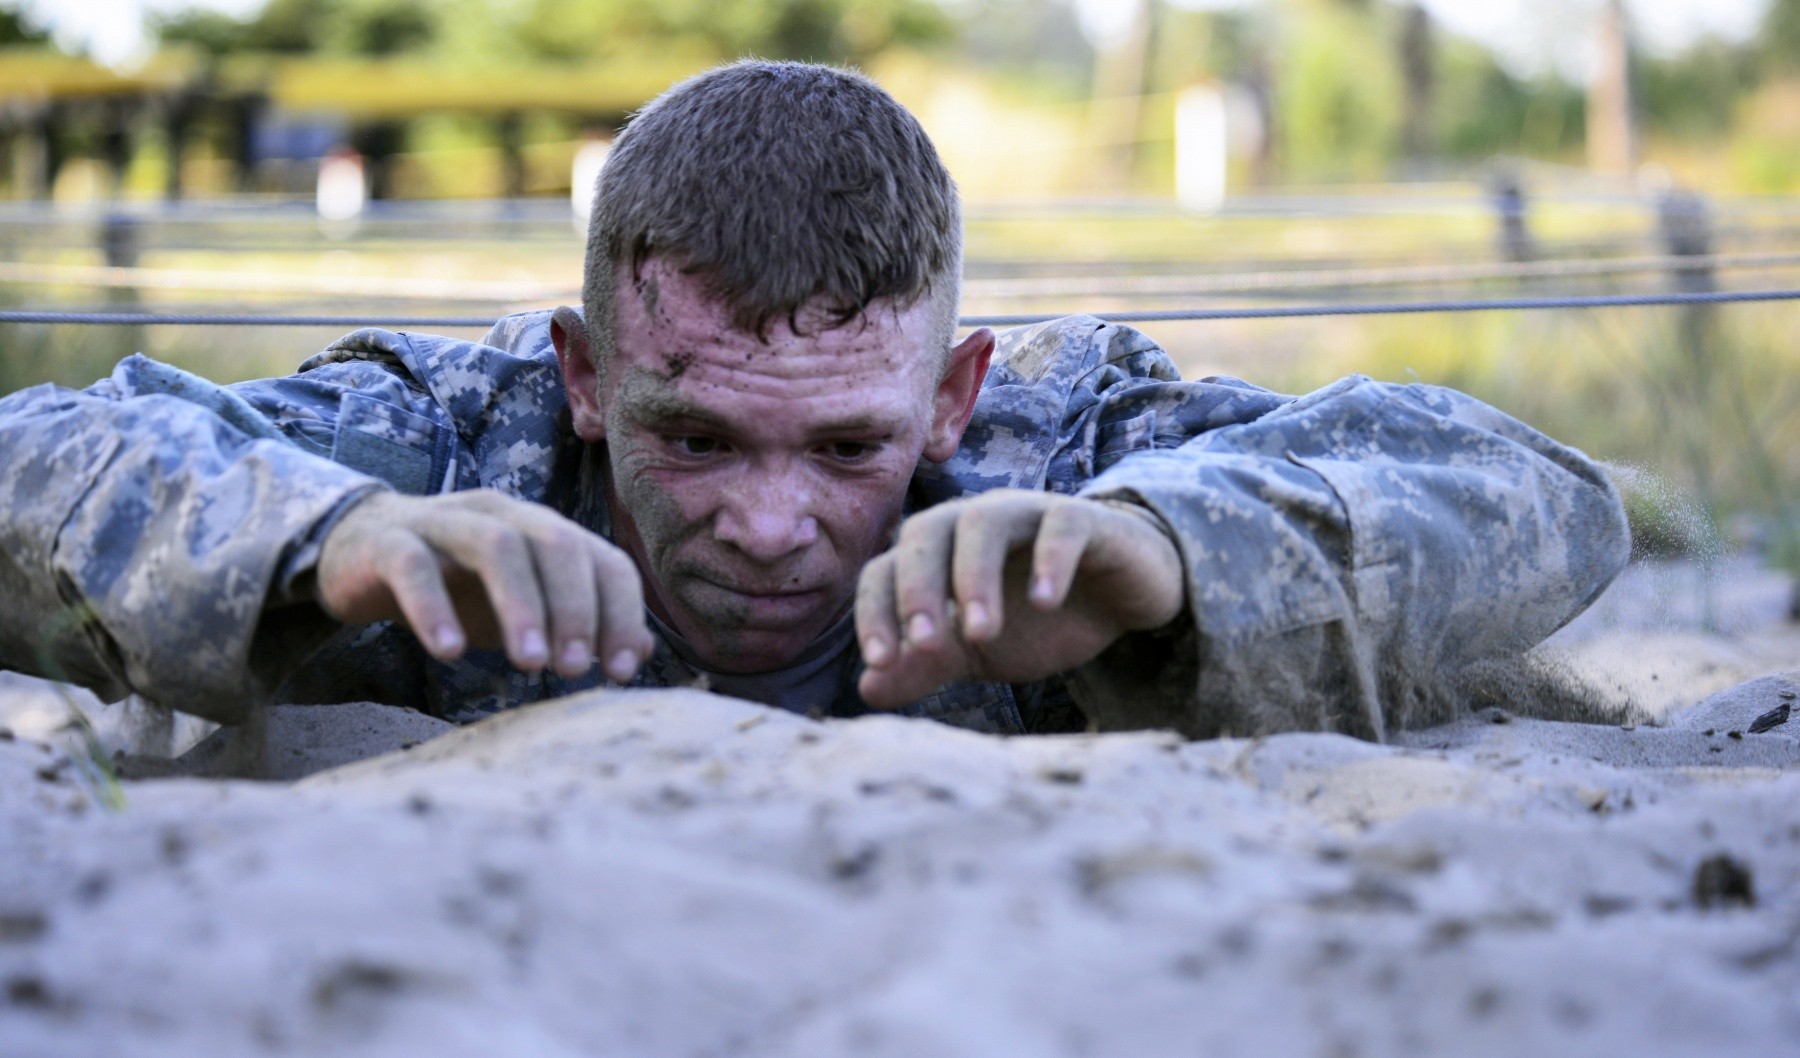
1069;376;1630;738
0;344;648;724
0;374;388;722
858;317;1629;737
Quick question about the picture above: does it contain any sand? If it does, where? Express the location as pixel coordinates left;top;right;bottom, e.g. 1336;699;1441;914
1;556;1797;1057
1539;555;1800;720
2;676;1797;1057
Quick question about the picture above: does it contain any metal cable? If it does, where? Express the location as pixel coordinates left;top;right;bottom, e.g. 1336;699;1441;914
964;250;1800;300
5;248;1798;304
0;259;579;303
0;311;505;327
957;289;1800;326
3;288;1796;329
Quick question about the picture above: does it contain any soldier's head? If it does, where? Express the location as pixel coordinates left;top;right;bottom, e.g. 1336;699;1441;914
552;60;995;674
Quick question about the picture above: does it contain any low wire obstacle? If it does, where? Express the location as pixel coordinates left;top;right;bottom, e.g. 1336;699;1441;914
3;288;1800;330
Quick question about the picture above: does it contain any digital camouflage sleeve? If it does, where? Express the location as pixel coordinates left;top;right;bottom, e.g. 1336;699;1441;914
0;312;1629;738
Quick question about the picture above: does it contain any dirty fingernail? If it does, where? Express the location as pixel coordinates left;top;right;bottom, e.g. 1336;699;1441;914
907;613;935;644
434;626;463;654
560;640;592;672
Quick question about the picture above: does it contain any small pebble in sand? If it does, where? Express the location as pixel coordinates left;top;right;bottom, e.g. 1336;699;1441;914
0;911;46;943
5;975;54;1009
1692;854;1756;910
1748;704;1791;734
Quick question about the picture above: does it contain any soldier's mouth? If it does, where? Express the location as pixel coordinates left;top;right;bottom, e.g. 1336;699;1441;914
690;575;827;616
681;564;824;596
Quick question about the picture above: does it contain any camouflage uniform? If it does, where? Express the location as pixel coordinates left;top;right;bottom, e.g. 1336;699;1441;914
0;312;1629;739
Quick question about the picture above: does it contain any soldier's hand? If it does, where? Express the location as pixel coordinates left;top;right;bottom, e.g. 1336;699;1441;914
315;490;653;680
855;490;1184;708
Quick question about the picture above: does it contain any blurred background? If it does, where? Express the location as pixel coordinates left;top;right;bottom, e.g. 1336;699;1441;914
1;0;1798;671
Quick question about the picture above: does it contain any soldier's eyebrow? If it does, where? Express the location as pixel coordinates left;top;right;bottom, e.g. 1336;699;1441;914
807;413;891;438
617;368;731;431
615;365;904;439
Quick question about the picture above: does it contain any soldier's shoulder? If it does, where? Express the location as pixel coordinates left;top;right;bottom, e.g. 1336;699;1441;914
291;311;565;424
988;315;1180;389
297;309;557;376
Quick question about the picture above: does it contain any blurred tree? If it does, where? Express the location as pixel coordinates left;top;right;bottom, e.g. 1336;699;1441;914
157;0;326;54
159;0;951;66
956;0;1091;91
1275;0;1399;181
1433;38;1583;161
510;0;952;65
1147;5;1213;91
0;3;49;46
133;0;1790;191
338;0;435;55
156;0;438;57
1763;0;1800;73
1640;37;1756;140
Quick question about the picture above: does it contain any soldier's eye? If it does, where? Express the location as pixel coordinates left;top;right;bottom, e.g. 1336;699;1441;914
827;441;876;461
669;436;720;457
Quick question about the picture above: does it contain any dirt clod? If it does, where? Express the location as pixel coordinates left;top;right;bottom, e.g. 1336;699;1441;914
1692;854;1756;909
0;911;46;943
1748;704;1791;734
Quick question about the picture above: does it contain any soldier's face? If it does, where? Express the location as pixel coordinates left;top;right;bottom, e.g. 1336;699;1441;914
557;259;991;674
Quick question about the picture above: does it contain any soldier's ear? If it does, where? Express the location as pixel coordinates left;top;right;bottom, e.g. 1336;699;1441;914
923;327;994;463
552;306;606;442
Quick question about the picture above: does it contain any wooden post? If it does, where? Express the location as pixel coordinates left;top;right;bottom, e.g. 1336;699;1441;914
1488;171;1534;263
27;103;60;200
1587;0;1636;176
497;112;526;201
229;95;267;194
161;92;197;203
1400;3;1435;176
99;99;133;201
98;209;145;361
1657;189;1715;355
1657;189;1720;631
351;121;405;201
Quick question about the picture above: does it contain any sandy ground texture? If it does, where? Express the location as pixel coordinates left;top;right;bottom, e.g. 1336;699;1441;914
2;555;1798;1058
1539;556;1800;720
2;673;1798;1058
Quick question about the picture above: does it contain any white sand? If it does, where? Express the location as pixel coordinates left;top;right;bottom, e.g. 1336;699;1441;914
2;670;1797;1058
2;556;1797;1057
1540;555;1800;719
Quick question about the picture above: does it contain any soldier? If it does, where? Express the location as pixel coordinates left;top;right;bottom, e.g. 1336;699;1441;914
0;62;1628;739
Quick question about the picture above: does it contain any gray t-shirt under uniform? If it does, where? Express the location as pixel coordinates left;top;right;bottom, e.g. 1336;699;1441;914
644;609;862;719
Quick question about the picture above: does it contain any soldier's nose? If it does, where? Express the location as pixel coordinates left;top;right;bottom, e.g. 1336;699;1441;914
715;490;819;563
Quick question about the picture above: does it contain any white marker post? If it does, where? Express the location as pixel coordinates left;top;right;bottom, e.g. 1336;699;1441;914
571;135;612;231
316;147;367;233
1174;84;1227;213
